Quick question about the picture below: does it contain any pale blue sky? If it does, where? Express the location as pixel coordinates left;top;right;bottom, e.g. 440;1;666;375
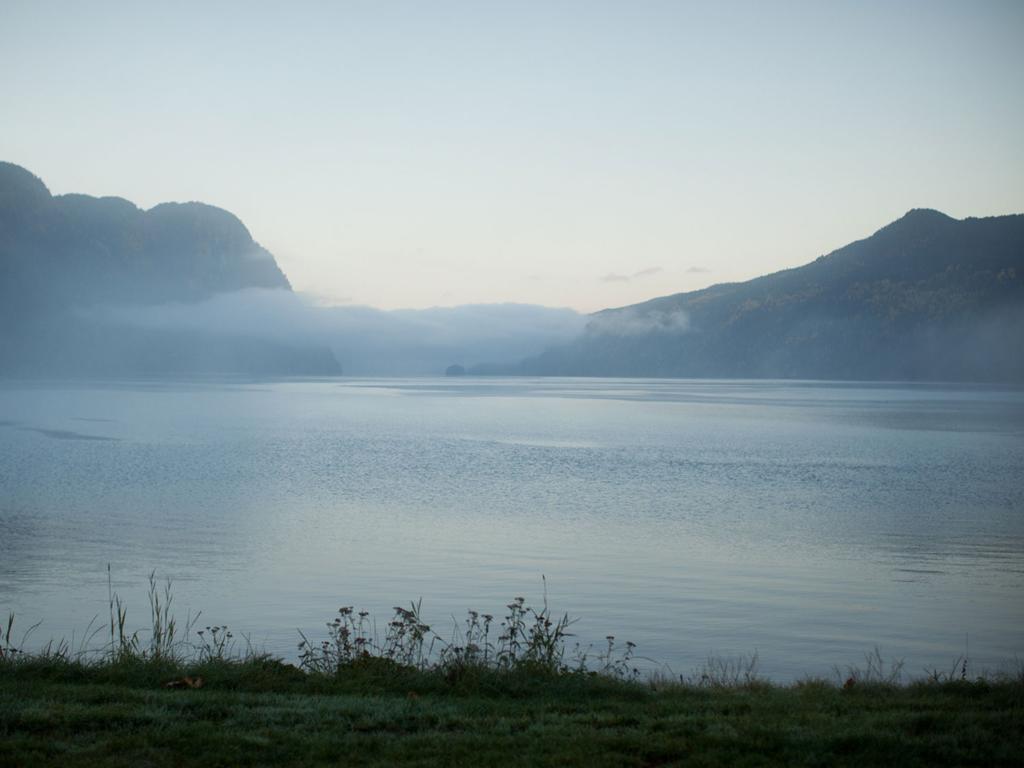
2;0;1022;311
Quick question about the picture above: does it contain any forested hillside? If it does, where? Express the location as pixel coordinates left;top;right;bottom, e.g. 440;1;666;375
0;162;338;376
507;210;1024;382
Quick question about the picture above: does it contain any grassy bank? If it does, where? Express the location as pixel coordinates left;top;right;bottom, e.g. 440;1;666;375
2;576;1022;765
2;657;1023;767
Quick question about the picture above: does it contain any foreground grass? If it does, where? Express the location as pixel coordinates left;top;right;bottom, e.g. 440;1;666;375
2;658;1022;767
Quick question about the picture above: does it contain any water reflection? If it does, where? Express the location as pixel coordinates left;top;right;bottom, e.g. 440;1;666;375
0;378;1021;679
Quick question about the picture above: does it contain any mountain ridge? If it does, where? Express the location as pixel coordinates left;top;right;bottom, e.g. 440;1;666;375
0;161;290;309
0;161;337;376
494;209;1024;382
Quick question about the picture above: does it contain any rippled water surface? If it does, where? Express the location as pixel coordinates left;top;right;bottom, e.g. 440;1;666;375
2;378;1022;680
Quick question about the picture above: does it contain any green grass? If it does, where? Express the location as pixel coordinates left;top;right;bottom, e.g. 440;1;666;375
2;657;1022;767
3;575;1022;765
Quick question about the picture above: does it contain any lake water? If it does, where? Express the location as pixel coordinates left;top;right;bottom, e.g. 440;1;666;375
1;377;1022;681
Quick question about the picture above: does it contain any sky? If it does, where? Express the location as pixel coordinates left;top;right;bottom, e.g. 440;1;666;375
2;0;1022;312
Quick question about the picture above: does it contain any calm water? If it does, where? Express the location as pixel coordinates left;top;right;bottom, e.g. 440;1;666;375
1;377;1022;680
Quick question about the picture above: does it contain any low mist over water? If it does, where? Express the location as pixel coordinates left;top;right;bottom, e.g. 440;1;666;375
96;290;587;376
2;378;1021;680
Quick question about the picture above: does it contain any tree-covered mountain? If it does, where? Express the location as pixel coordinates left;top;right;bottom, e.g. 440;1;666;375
6;161;1020;382
498;210;1024;381
0;162;339;376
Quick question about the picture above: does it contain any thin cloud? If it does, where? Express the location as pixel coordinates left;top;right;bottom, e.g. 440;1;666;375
599;266;662;282
685;266;710;274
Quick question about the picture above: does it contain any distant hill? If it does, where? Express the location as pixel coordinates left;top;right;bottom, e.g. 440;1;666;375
0;162;339;376
497;210;1024;382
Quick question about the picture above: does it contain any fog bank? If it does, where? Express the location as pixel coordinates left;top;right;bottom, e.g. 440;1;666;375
96;289;587;375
